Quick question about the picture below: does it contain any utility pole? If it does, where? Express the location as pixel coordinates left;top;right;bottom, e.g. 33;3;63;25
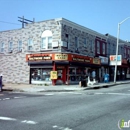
18;16;35;28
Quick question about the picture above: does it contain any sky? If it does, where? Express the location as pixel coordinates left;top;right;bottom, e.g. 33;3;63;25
0;0;130;41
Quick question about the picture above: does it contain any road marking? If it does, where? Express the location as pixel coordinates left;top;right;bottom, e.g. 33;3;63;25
44;93;54;96
3;98;10;100
95;93;130;96
0;116;16;121
14;96;25;99
53;125;72;130
53;125;58;128
21;120;37;124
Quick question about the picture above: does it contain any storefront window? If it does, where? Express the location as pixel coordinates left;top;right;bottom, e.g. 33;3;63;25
31;68;51;82
69;67;87;82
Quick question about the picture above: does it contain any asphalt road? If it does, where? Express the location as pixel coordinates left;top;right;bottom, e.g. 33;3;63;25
0;84;130;130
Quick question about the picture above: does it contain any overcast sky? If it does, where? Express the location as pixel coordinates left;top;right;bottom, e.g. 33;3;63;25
0;0;130;41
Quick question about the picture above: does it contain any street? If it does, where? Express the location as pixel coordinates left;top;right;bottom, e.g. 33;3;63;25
0;84;130;130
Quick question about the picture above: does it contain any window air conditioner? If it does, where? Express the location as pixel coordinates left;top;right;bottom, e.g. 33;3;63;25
8;50;12;53
61;41;67;47
18;49;22;52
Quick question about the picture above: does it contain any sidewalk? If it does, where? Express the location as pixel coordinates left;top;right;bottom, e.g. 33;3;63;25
2;80;130;93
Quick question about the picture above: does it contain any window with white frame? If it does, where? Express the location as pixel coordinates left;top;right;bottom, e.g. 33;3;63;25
18;40;22;52
8;41;13;52
41;37;52;49
41;38;46;49
75;37;78;50
97;41;100;54
41;30;53;50
0;43;4;53
28;38;33;51
48;37;52;49
102;43;105;54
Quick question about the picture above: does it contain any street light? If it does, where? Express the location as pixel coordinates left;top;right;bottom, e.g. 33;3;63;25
114;17;130;83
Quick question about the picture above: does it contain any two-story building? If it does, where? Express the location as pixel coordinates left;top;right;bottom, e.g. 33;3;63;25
105;33;130;81
0;18;129;85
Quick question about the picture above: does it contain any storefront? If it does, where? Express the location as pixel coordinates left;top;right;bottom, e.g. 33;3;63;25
26;53;101;85
109;56;129;81
99;56;109;82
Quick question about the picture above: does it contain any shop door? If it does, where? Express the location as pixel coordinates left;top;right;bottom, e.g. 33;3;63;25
57;66;67;84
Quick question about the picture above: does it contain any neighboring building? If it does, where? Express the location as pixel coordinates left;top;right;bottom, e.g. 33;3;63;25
105;33;130;81
0;18;129;85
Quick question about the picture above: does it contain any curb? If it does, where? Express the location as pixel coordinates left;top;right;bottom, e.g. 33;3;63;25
2;81;130;93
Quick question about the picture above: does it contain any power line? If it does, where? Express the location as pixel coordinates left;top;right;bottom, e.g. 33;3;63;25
18;16;35;28
0;21;21;25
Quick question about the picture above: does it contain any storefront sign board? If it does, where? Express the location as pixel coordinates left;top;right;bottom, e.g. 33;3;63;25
93;58;101;65
109;55;122;65
55;54;68;60
99;56;108;64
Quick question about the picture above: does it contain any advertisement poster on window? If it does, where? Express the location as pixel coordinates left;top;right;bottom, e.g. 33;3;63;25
50;71;57;79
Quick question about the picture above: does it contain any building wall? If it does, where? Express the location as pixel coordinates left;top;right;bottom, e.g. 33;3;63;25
0;19;62;84
106;33;130;59
1;18;128;84
60;18;107;57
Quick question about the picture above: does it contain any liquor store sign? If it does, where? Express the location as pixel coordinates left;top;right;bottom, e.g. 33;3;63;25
55;54;68;60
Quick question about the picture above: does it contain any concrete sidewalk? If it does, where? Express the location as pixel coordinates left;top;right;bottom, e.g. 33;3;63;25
2;80;130;93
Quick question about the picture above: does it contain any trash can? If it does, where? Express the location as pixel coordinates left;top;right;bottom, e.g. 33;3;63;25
79;80;87;87
104;74;109;83
83;80;87;87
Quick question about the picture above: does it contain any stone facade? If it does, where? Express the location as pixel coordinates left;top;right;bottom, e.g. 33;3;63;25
1;18;121;84
0;18;62;84
60;18;107;57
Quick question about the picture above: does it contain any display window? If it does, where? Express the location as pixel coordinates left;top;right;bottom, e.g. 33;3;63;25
68;67;87;82
31;68;52;82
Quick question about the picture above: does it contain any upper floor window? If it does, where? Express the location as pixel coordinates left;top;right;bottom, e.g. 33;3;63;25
83;38;87;47
107;43;110;55
28;38;33;51
8;41;13;52
48;37;52;49
124;48;127;58
41;30;53;50
128;49;130;57
18;40;22;52
90;40;94;52
0;43;4;53
102;43;105;54
97;41;100;54
113;44;115;54
41;37;52;49
65;33;69;48
121;47;124;57
75;37;78;50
